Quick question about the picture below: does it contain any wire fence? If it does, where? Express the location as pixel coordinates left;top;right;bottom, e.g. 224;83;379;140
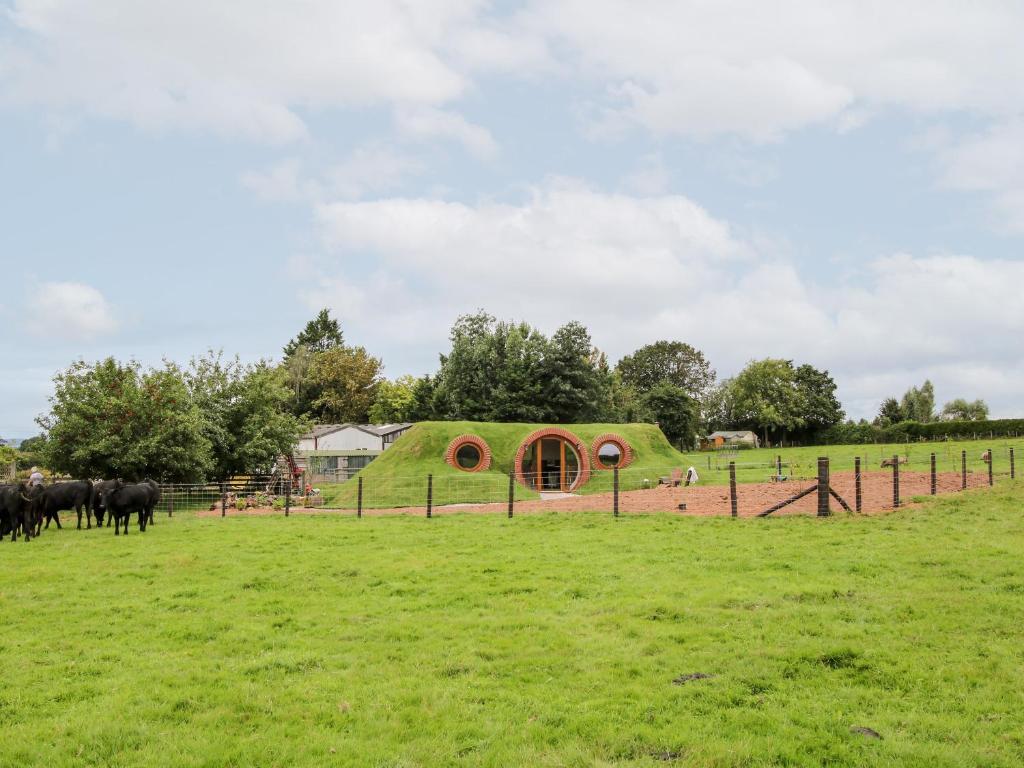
147;442;1018;521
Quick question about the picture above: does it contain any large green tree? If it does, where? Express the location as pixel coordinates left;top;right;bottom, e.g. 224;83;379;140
726;358;805;444
369;375;417;423
617;341;715;398
940;398;989;421
185;352;306;480
794;364;844;434
38;358;212;481
900;380;936;423
875;397;905;426
541;322;613;423
308;346;383;422
640;382;699;448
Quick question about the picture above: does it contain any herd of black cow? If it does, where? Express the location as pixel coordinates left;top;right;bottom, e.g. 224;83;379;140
0;479;162;542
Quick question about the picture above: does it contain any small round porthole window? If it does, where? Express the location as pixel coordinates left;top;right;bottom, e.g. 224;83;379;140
445;435;493;473
597;442;622;468
590;434;633;470
456;443;482;470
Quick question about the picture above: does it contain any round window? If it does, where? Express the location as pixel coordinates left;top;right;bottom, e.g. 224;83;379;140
597;441;622;468
455;443;482;470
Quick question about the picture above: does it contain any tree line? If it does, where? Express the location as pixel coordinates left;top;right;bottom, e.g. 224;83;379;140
25;308;994;480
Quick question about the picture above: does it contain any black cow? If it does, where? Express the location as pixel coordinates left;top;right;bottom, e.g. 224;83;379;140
34;480;94;533
91;479;119;527
102;481;151;535
141;479;161;526
0;483;40;542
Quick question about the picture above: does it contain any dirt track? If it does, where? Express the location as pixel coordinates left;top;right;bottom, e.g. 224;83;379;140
196;469;993;519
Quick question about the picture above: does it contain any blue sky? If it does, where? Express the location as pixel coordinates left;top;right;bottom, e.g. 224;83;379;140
2;1;1023;437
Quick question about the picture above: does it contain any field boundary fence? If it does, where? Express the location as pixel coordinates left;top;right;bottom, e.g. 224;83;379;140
155;442;1018;521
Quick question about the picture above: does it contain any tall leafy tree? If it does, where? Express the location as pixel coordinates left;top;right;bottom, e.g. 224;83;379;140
940;398;989;421
875;397;905;426
38;358;212;481
308;346;383;422
283;309;344;358
185;352;306;480
617;341;715;398
641;382;699;448
794;364;844;434
900;380;936;422
369;375;417;423
541;321;611;422
727;358;804;444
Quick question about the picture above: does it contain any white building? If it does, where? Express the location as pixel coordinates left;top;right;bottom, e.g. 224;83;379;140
294;423;413;482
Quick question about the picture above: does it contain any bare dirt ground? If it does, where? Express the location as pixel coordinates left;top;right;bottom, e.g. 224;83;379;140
195;470;993;519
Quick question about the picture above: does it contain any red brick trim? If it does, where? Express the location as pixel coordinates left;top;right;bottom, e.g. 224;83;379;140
591;433;633;470
513;427;591;490
445;435;492;472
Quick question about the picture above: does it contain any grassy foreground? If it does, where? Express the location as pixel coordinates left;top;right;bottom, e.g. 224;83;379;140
2;485;1023;766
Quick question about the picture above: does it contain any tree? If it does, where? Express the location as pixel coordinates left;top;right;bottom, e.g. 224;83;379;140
641;382;699;448
308;346;383;422
406;375;439;421
794;364;844;434
727;359;804;444
900;380;936;423
617;341;715;398
940;398;989;421
185;351;306;480
282;344;316;415
369;375;417;423
283;309;344;358
875;397;905;426
541;321;612;422
37;358;212;481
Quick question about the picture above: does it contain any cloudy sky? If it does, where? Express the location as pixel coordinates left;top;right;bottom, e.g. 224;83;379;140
2;1;1023;437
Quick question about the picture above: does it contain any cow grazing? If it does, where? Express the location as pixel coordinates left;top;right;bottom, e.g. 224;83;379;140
91;479;119;527
101;481;152;535
0;483;40;542
34;480;94;533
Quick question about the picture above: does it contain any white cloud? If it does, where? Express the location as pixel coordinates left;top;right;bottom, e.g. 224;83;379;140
394;107;498;158
26;282;118;341
2;0;486;142
937;118;1024;232
522;0;1024;141
305;180;1024;418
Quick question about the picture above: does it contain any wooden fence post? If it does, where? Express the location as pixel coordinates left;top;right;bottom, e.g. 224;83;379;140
988;448;994;486
220;482;226;518
426;474;433;518
613;467;619;517
507;470;514;518
776;454;782;479
961;450;967;490
817;457;830;517
854;457;862;512
930;453;936;495
357;476;363;518
892;454;900;509
1011;447;1016;480
168;487;174;518
285;476;291;517
729;462;737;517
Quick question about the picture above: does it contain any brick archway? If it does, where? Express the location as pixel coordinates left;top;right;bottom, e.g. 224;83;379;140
514;427;591;491
591;433;633;470
445;435;492;472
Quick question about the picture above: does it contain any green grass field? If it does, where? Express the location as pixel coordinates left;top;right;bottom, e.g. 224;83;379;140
2;481;1023;766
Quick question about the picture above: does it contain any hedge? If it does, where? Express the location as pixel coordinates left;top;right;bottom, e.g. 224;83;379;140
821;418;1024;445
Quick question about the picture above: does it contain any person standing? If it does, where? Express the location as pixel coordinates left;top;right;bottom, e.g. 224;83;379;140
28;466;44;486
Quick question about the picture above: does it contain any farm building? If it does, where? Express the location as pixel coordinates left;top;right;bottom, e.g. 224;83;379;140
702;430;761;450
294;423;413;482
